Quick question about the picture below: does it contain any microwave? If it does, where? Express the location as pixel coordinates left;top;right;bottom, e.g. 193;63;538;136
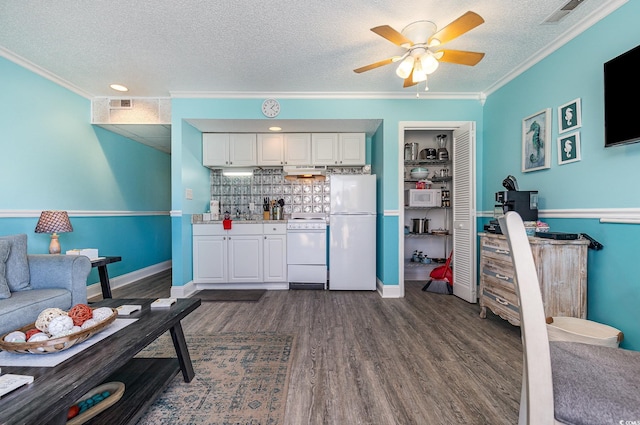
405;189;442;207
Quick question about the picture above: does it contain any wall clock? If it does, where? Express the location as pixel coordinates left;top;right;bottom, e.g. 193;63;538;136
261;98;280;118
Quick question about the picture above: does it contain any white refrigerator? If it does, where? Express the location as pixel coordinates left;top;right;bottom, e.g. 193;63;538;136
329;174;377;290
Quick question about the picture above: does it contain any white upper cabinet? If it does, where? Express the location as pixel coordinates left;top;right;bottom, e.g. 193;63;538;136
203;133;257;167
204;132;365;167
284;133;312;165
257;133;284;166
338;133;366;165
311;133;338;165
312;132;365;165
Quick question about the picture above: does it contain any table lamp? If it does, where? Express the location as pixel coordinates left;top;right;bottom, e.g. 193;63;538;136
35;210;73;254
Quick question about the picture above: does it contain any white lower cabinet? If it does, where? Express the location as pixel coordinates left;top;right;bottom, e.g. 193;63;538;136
193;223;286;284
193;235;227;283
263;223;287;282
228;235;263;282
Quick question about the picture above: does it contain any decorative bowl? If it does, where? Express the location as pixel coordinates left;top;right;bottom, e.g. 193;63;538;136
67;381;125;425
0;308;117;355
410;168;429;179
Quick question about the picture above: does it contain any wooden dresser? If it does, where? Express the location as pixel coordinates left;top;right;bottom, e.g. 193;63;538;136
478;232;589;326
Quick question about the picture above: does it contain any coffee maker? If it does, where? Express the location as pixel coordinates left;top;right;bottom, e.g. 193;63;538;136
484;175;539;233
495;190;539;221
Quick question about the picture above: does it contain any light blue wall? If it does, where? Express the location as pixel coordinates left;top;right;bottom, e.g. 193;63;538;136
170;98;483;287
483;1;640;349
0;57;172;287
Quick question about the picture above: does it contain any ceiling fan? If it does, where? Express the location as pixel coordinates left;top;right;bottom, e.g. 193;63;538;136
354;11;485;89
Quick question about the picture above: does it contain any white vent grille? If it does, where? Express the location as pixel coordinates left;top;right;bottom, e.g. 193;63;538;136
543;0;587;24
109;99;133;109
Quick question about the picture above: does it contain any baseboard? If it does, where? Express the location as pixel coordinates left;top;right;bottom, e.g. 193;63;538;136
378;278;402;298
86;260;172;299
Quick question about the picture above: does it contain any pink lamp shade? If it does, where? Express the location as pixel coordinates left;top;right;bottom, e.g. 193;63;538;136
35;210;73;254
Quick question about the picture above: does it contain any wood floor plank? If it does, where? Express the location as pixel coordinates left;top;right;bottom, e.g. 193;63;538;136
96;272;522;424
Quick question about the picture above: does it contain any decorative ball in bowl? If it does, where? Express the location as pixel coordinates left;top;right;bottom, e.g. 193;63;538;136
0;306;117;354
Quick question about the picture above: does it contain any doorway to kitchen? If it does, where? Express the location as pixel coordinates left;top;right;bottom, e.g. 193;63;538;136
398;121;477;303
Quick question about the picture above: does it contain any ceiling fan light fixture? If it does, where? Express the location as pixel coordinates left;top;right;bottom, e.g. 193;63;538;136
412;60;427;83
420;52;440;74
396;56;415;79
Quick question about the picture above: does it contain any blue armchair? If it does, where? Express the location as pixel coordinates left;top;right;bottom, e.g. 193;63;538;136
0;234;91;336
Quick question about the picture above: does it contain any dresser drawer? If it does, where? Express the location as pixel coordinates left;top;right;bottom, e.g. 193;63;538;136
481;258;515;287
481;288;521;326
480;237;512;262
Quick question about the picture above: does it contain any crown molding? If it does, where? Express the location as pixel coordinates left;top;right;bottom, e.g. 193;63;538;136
483;0;628;96
0;46;95;99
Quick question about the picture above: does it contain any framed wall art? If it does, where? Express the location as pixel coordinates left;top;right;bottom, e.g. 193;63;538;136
558;98;582;133
522;108;551;172
558;131;581;165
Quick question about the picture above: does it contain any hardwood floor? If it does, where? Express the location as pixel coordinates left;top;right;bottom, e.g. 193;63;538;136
95;271;523;424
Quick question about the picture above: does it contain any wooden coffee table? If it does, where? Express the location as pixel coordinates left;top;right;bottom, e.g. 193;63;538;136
0;297;200;425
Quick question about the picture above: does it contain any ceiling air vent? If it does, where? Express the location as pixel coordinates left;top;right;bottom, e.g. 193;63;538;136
543;0;587;24
109;99;133;109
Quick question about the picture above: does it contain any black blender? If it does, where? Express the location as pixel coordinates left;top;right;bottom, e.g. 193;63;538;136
436;134;449;160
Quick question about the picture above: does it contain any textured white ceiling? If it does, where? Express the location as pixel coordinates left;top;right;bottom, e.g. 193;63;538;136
0;0;623;97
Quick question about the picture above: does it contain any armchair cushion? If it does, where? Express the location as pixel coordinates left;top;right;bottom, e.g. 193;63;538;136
0;234;30;291
0;240;10;299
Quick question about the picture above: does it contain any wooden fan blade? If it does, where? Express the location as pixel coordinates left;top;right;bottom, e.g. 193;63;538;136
371;25;413;47
403;69;418;88
436;49;485;66
428;11;484;46
354;58;395;73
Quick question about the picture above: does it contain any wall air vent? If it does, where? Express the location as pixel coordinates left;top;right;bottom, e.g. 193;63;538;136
543;0;587;24
109;99;133;109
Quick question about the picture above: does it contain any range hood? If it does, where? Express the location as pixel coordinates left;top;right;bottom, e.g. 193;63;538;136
283;165;327;180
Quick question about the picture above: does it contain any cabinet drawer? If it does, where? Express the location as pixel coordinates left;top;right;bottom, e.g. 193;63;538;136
481;258;515;287
482;279;519;307
482;289;520;325
480;238;511;262
263;223;286;234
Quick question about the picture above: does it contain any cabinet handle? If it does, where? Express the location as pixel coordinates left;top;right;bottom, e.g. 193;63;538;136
496;273;510;281
496;297;509;306
264;236;267;239
496;249;510;254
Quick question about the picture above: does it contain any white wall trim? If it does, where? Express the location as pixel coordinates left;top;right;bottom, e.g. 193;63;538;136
87;260;172;299
170;210;183;217
378;278;402;298
483;0;628;96
0;46;95;99
384;210;400;216
0;210;169;218
478;207;640;221
169;91;485;101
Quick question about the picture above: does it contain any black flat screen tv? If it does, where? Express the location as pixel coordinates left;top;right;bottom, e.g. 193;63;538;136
604;44;640;148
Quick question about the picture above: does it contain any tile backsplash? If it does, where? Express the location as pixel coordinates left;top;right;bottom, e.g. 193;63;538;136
209;167;366;217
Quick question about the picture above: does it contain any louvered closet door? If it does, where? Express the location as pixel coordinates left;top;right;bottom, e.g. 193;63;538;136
452;123;477;303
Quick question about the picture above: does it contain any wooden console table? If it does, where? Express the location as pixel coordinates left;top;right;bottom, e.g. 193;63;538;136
478;232;589;326
91;256;121;299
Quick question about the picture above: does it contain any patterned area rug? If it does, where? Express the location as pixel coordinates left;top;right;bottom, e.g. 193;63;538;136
136;332;294;425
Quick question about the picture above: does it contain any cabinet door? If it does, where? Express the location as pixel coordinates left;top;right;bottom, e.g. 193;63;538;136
311;133;338;165
338;133;366;165
229;133;257;166
228;235;263;282
193;236;227;283
257;133;284;166
284;133;312;165
202;133;230;167
264;234;287;282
